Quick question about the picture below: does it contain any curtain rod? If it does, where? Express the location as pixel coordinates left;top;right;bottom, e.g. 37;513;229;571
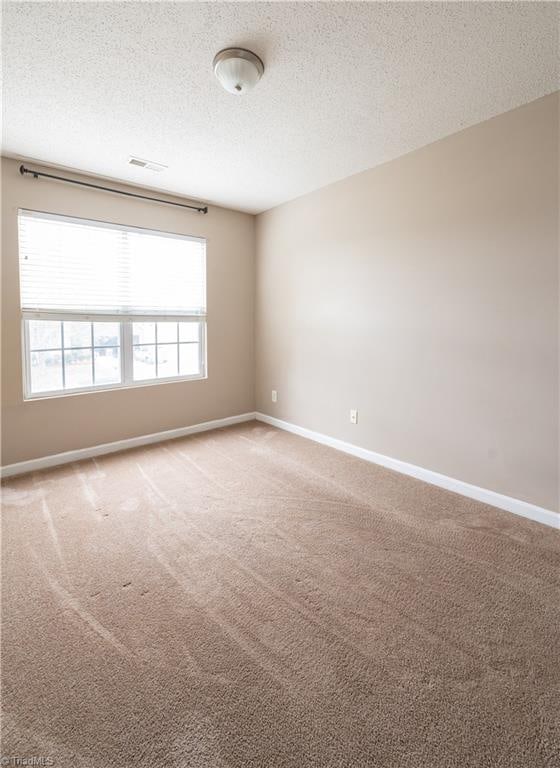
19;165;208;214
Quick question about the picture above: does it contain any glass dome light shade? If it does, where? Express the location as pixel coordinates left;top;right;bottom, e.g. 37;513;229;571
213;48;264;95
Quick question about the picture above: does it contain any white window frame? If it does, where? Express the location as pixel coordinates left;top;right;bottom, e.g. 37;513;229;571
22;316;207;400
19;211;207;400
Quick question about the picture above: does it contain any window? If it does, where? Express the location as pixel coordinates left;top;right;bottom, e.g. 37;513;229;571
18;210;206;398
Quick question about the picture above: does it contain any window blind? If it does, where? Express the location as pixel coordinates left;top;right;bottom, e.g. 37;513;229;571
18;210;206;319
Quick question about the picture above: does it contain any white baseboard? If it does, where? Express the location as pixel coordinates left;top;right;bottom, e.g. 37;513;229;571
3;409;557;530
255;412;559;530
1;412;256;479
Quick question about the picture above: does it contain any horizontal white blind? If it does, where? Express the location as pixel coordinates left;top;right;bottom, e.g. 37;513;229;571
18;210;206;318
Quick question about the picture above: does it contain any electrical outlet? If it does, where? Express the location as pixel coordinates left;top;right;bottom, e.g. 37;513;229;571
271;390;278;403
350;409;358;424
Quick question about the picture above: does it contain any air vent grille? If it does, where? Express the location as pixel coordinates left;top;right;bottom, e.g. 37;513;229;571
128;156;167;172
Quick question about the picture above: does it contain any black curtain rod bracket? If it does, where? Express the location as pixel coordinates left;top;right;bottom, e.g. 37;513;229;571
19;165;208;214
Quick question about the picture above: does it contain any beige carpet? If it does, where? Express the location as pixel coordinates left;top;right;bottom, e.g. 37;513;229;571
1;421;559;767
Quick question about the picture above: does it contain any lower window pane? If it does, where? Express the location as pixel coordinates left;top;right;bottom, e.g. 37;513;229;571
28;320;61;351
25;319;203;396
30;350;63;393
157;322;178;344
63;321;92;349
64;349;93;388
94;347;121;385
132;323;155;345
179;343;199;376
94;322;120;347
179;322;199;343
133;345;156;380
157;344;178;378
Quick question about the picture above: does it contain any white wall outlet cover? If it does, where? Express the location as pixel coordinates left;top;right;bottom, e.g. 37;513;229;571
271;390;278;403
350;409;358;424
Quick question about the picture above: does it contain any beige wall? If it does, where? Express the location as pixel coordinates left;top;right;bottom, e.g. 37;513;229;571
2;95;558;513
255;93;559;512
1;157;255;464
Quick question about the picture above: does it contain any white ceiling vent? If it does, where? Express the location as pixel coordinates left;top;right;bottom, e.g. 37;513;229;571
128;156;167;172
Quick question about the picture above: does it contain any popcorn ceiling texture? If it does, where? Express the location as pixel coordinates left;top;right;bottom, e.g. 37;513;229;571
2;1;558;212
2;422;559;767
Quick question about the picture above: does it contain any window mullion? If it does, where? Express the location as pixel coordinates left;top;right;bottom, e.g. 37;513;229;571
122;321;132;385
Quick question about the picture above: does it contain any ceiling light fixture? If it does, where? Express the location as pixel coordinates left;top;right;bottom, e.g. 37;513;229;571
213;48;264;95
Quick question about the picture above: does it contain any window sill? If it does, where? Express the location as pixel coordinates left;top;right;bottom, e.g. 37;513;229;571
23;372;208;402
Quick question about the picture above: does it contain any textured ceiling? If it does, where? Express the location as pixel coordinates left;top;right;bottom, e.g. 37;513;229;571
2;2;558;213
